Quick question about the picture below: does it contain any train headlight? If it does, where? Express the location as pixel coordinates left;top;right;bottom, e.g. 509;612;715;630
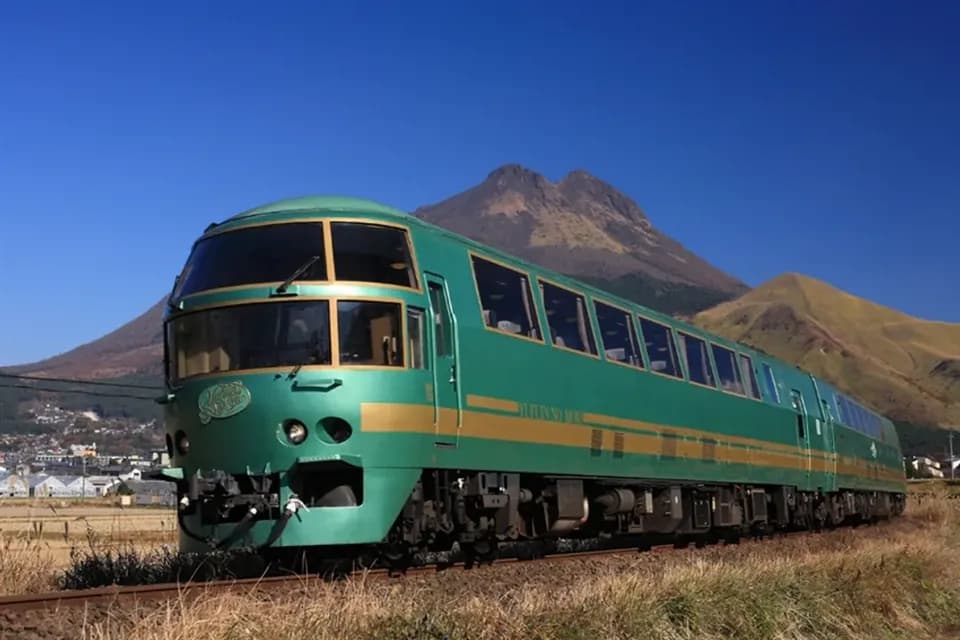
284;420;308;445
175;430;190;455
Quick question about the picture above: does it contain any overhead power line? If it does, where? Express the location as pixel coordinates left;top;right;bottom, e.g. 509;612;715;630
0;372;162;391
0;383;158;402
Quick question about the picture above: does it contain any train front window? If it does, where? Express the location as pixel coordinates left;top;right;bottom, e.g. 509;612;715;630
338;300;404;366
166;301;331;383
174;223;327;298
331;223;417;288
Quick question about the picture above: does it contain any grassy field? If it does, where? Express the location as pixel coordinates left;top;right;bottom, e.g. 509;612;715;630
0;498;175;594
2;487;959;639
0;484;953;639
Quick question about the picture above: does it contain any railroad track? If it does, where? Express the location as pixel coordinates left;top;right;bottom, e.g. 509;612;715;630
0;545;671;613
0;521;891;613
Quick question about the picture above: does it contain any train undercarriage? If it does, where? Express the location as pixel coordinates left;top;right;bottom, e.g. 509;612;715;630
172;467;907;576
372;469;907;572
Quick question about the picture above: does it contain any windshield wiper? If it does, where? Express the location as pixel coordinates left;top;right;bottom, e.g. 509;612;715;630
288;333;327;379
276;255;321;294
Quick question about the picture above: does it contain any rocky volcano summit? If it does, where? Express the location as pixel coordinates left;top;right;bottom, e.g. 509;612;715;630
414;164;747;297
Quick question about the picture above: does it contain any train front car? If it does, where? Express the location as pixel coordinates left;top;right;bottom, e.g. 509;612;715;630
157;197;431;560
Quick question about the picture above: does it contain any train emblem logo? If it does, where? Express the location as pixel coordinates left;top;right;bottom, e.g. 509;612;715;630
198;381;252;424
870;441;877;458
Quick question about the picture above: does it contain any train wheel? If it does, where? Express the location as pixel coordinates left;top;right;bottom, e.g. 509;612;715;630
463;536;498;568
516;540;545;561
381;542;412;577
721;529;741;545
813;500;828;532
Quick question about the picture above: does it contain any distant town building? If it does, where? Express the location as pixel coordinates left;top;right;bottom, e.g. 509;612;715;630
0;474;28;497
121;479;176;507
69;444;97;458
28;475;67;497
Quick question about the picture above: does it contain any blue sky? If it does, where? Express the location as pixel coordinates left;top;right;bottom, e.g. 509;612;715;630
1;1;957;365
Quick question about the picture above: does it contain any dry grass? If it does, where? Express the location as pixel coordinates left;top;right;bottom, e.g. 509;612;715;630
62;486;960;640
0;500;176;595
0;538;59;594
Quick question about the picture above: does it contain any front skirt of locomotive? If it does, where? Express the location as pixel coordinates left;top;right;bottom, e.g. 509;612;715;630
156;460;419;553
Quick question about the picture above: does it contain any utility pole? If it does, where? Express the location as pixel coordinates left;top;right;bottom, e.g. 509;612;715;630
950;431;955;480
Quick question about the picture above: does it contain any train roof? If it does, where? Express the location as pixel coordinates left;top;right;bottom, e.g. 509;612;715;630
229;195;407;221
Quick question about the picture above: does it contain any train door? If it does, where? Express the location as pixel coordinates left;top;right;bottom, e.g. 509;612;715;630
789;389;813;488
818;398;838;492
426;273;461;447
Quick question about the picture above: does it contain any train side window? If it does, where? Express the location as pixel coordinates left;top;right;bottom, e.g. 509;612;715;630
538;281;597;355
471;255;541;341
711;344;744;395
852;403;862;431
427;283;452;356
594;300;643;367
638;317;683;378
337;300;404;366
679;332;717;388
331;222;418;288
835;395;847;426
407;308;426;369
761;363;781;404
856;404;868;433
738;354;762;399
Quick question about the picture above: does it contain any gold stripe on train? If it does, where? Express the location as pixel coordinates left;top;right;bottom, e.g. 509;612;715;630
445;395;848;466
360;402;902;487
433;396;840;460
465;394;521;413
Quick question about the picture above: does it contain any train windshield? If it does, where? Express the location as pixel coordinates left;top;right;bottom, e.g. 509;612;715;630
166;301;331;383
337;300;404;366
173;223;327;298
330;222;417;288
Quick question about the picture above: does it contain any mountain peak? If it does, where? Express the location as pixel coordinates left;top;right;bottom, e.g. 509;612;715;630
485;163;547;185
694;271;960;427
559;168;600;184
558;168;649;225
415;164;746;293
766;272;826;288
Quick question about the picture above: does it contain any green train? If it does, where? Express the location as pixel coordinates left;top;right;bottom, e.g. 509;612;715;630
155;195;906;566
